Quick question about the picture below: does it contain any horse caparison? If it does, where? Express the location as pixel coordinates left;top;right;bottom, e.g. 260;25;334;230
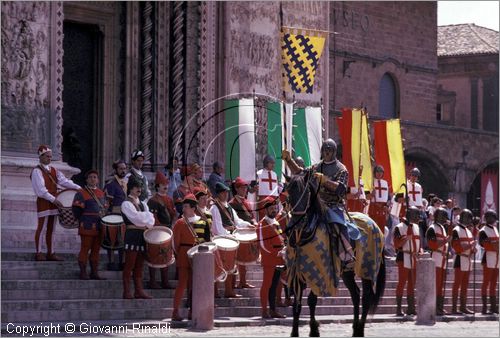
284;171;386;337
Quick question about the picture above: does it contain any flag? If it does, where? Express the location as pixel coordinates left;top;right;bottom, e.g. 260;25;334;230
281;28;326;94
224;98;256;182
267;101;293;181
292;107;322;167
373;119;406;195
481;169;498;218
336;108;372;191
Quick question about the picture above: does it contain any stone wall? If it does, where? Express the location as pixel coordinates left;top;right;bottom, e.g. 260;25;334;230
330;1;438;123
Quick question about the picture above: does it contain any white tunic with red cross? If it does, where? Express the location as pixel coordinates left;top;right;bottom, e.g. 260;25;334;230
257;169;279;197
372;178;389;203
407;180;423;208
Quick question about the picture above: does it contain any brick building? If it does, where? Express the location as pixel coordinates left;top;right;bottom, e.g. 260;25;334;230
1;1;498;230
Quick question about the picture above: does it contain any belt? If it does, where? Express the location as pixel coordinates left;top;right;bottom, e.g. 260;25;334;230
430;249;446;256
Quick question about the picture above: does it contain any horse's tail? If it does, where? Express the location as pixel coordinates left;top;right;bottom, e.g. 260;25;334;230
370;251;386;314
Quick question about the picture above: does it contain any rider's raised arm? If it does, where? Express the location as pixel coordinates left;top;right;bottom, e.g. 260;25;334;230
282;150;303;175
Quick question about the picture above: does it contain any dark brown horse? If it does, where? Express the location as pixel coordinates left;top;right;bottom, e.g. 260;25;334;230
285;170;386;337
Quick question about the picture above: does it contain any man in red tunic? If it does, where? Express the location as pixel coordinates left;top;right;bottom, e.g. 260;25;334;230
72;170;108;280
30;145;81;261
229;177;257;289
171;194;211;321
257;197;286;319
147;171;177;289
369;165;390;234
479;209;499;314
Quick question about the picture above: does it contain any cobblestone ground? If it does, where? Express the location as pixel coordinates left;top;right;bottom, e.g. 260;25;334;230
169;321;498;337
3;320;498;337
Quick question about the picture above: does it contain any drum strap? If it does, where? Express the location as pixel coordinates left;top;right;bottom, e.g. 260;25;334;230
183;216;202;246
234;196;254;222
85;186;106;216
37;165;59;189
214;199;236;228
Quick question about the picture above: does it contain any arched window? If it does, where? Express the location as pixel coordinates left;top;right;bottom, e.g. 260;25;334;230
378;73;399;118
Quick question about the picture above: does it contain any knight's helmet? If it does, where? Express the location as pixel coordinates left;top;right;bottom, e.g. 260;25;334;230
459;209;473;225
320;138;337;158
434;207;449;225
406;206;421;223
410;167;421;177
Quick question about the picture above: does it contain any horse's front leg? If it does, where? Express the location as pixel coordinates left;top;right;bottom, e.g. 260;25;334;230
342;269;360;337
307;291;320;337
291;286;303;337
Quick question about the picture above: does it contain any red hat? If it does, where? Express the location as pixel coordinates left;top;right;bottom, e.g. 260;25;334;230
233;177;248;188
155;171;169;185
193;187;208;198
261;196;278;209
182;193;198;205
37;144;52;156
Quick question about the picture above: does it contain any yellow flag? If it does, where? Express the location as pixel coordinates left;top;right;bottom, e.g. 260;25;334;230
281;28;326;94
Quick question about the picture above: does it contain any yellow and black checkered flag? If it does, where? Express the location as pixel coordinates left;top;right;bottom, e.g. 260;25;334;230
281;28;326;94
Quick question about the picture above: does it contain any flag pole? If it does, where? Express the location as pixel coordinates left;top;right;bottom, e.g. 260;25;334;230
280;2;289;178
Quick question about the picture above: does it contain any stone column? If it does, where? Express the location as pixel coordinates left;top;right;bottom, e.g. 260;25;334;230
416;252;436;325
192;246;214;330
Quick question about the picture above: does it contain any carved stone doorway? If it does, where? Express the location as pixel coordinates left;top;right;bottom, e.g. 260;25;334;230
62;21;102;186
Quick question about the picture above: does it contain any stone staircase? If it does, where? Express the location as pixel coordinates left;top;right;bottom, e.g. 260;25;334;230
2;229;498;331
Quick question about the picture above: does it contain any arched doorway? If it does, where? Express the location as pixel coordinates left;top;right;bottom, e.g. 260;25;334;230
405;153;451;202
467;162;499;218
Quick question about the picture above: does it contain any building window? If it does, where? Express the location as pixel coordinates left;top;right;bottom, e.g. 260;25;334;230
378;73;399;118
436;104;442;121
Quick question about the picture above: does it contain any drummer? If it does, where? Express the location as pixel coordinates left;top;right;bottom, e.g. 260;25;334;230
147;171;177;289
121;176;155;299
30;144;81;261
72;170;108;280
229;177;257;289
257;197;286;319
209;182;253;298
172;194;211;321
103;159;128;271
194;187;213;225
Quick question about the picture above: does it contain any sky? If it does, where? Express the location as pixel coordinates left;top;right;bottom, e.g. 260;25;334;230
438;1;499;31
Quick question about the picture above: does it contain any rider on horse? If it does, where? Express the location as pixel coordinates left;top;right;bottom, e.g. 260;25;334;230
282;139;361;263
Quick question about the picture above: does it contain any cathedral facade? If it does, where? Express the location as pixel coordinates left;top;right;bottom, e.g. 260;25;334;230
1;1;498;231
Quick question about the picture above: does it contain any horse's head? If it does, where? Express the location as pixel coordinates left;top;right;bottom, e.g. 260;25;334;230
285;170;313;215
285;169;325;217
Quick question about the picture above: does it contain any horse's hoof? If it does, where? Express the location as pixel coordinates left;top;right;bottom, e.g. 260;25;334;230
291;329;299;337
309;320;320;337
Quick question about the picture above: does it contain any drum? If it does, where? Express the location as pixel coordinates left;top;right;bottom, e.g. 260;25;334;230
187;242;227;282
56;189;79;229
101;214;125;250
212;235;239;274
143;226;175;268
232;228;259;265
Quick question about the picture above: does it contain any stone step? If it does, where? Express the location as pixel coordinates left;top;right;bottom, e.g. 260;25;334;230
2;293;488;314
1;281;492;302
4;302;496;325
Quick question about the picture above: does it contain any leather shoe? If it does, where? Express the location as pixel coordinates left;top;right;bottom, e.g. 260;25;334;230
224;293;243;298
261;309;272;319
171;311;183;321
46;253;63;261
270;310;286;318
34;253;46;261
239;283;256;289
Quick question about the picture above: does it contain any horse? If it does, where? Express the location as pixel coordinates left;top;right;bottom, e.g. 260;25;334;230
284;170;386;337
